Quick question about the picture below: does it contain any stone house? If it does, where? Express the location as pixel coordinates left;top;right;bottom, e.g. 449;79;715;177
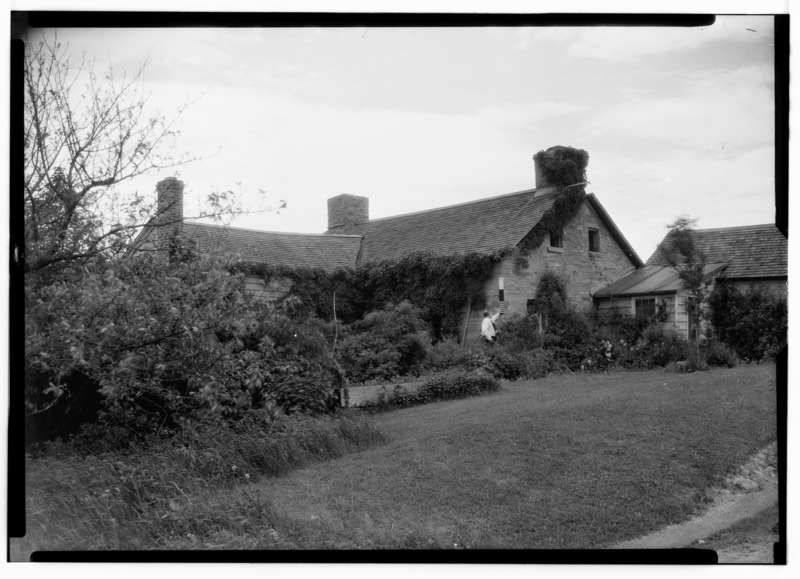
137;148;644;344
593;224;788;340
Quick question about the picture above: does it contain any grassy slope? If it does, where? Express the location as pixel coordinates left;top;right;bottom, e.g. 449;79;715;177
239;365;777;549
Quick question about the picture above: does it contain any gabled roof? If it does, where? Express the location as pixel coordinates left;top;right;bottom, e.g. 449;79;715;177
593;262;729;298
327;187;643;266
646;224;787;279
182;223;362;273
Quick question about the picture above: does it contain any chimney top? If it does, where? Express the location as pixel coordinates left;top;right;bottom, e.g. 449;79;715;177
533;146;589;191
327;194;369;231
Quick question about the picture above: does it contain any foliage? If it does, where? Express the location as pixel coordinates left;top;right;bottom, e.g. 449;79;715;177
616;325;690;370
335;301;432;383
533;145;589;188
22;32;238;277
658;216;710;342
22;410;385;551
516;188;586;268
485;352;527;380
425;338;490;372
514;146;589;267
24;252;344;447
700;339;739;368
233;263;363;324
707;281;787;361
356;251;508;339
493;313;543;353
385;369;499;409
516;348;559;379
239;250;508;341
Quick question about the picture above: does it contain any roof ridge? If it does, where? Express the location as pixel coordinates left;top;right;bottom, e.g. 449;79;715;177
692;223;779;233
358;186;550;224
184;221;362;238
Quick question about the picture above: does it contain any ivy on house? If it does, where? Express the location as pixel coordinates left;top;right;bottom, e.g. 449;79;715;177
516;146;590;268
234;249;510;340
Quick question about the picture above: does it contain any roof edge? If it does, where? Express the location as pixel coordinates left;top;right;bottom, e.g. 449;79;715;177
586;194;645;268
342;186;546;227
184;221;363;238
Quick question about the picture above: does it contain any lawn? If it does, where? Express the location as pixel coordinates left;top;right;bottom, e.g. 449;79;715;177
18;364;778;554
211;364;777;550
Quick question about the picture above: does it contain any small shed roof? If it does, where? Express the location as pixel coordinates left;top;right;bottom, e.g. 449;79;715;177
646;224;787;279
593;262;728;298
182;223;362;273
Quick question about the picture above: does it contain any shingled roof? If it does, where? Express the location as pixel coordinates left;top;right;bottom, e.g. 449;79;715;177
646;224;787;279
593;263;728;298
182;223;362;273
325;188;642;266
326;188;556;263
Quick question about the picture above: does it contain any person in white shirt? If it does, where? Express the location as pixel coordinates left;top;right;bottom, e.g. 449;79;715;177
481;309;502;344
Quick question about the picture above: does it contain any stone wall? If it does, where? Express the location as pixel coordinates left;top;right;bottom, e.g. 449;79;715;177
463;200;637;344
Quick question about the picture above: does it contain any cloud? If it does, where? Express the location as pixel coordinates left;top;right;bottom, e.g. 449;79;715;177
535;15;774;63
584;64;773;151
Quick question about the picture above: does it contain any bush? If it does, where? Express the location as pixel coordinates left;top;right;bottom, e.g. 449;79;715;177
618;325;689;369
425;338;490;373
336;301;431;383
708;282;787;362
495;313;543;353
701;339;739;368
517;348;559;379
415;369;500;404
371;369;499;410
487;352;527;380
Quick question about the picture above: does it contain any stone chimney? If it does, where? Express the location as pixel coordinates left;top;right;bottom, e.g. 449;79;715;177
533;145;588;195
533;153;549;190
156;177;184;248
327;193;369;232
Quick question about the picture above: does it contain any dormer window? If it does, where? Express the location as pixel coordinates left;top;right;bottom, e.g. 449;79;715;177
549;230;563;249
588;228;601;253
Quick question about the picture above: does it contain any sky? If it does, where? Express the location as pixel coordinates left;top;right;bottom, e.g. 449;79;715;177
24;12;779;263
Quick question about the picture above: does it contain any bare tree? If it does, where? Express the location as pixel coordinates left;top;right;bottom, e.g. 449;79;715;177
23;32;229;275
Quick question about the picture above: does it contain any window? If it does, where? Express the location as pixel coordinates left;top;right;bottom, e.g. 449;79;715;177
635;298;656;319
526;299;537;315
588;228;601;252
549;230;563;249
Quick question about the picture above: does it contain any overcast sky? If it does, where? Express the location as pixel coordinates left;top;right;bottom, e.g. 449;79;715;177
28;14;778;262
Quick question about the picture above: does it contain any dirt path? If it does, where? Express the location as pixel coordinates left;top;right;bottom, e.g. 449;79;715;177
612;443;779;563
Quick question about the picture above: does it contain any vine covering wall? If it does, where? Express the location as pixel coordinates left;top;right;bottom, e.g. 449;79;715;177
236;250;509;339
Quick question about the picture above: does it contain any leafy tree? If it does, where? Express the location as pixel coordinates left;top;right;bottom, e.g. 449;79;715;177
659;216;709;343
22;32;236;278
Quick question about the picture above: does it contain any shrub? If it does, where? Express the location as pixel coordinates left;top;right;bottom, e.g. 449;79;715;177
425;338;490;372
708;282;787;362
487;352;527;380
618;325;689;369
367;369;499;410
701;339;739;368
494;313;542;353
517;348;559;379
336;301;431;383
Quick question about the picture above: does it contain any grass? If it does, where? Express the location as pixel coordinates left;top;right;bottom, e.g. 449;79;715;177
694;502;779;557
216;364;777;550
17;364;777;553
15;412;386;556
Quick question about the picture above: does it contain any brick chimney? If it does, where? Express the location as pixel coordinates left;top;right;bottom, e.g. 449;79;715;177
327;194;369;232
156;177;184;248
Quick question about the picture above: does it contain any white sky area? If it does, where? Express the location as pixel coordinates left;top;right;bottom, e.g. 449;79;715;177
24;14;779;262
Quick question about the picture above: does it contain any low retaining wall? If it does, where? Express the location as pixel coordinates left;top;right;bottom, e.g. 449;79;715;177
336;381;426;408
